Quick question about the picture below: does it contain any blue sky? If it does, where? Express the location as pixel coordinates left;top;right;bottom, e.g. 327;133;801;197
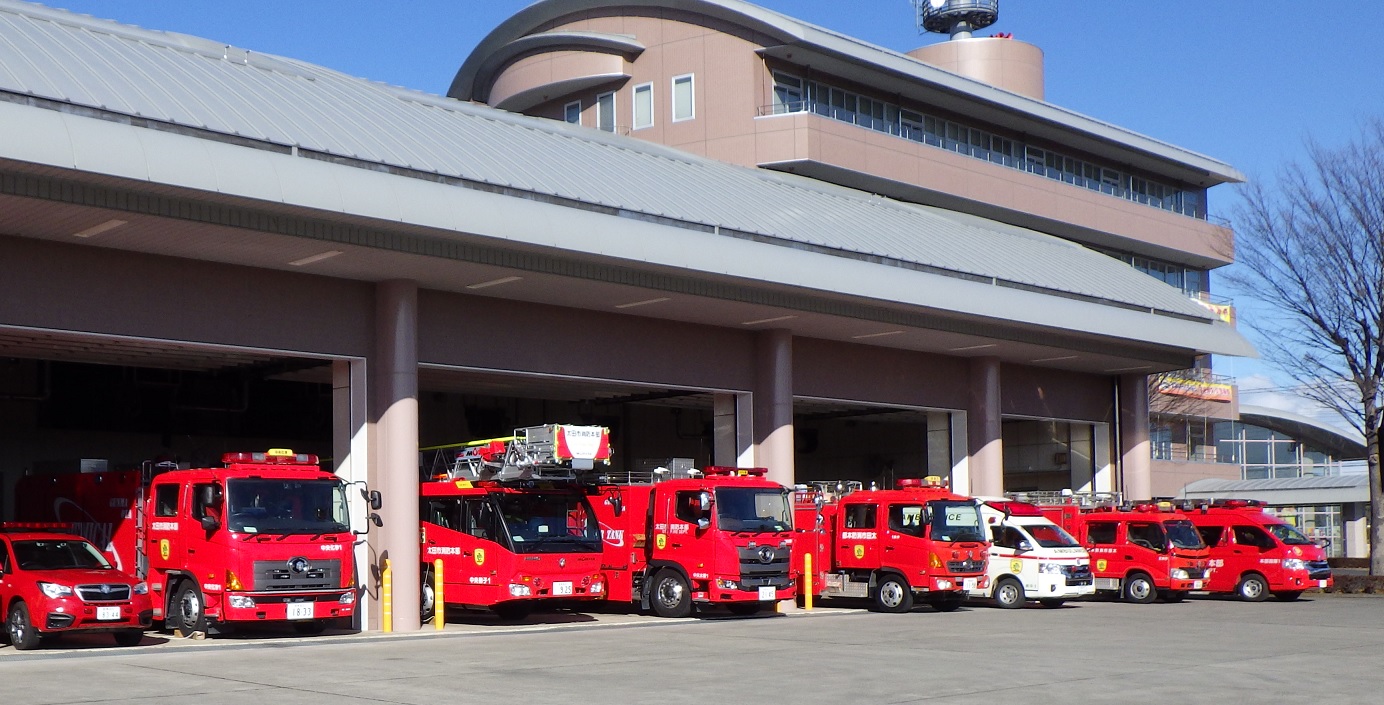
39;0;1384;430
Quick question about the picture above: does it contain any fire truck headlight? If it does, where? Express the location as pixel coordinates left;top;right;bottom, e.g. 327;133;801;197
38;582;73;599
1283;559;1307;572
715;579;740;590
1038;563;1066;575
1170;569;1190;580
339;592;356;604
509;584;533;597
227;595;256;609
935;579;952;590
591;581;604;594
133;582;149;595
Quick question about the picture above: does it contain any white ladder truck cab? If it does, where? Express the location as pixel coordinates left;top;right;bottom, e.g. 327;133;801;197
969;498;1094;609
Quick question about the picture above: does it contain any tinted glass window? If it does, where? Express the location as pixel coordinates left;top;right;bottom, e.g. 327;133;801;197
1197;525;1225;547
154;484;179;517
845;504;877;529
991;526;1026;549
1127;522;1166;551
1087;522;1118;545
1233;525;1275;549
888;504;926;537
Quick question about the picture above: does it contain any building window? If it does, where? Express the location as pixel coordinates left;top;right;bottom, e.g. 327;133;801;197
596;91;616;133
772;71;803;114
632;83;653;130
564;101;581;125
672;74;694;122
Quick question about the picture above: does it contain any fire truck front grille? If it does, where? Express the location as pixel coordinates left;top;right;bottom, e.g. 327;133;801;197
737;545;791;584
253;559;341;591
1307;561;1332;580
945;559;985;574
75;584;131;602
1182;567;1208;580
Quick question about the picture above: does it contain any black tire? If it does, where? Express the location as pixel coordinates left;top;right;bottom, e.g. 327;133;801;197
113;629;144;647
727;602;765;616
170;581;208;637
1039;599;1066;609
873;574;913;613
1273;591;1304;602
930;595;963;612
1236;574;1270;602
6;601;42;651
993;577;1025;609
493;602;531;621
650;569;693;618
1122;573;1157;604
292;621;327;635
420;564;437;624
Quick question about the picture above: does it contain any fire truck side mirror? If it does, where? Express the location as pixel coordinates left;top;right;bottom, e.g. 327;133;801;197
363;489;382;511
696;517;711;531
369;513;383;528
605;496;624;517
1016;540;1033;553
200;515;220;532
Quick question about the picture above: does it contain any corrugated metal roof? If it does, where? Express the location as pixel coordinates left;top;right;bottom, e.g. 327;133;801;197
0;0;1216;321
1182;475;1370;494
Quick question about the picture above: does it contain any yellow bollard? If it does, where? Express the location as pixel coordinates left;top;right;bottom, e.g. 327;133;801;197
434;558;445;631
381;559;393;633
804;553;814;611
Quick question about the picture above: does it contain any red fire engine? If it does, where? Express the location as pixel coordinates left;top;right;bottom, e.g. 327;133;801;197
793;477;988;613
420;425;611;621
1181;499;1333;601
1024;493;1210;603
589;464;796;617
1;523;153;650
18;449;377;637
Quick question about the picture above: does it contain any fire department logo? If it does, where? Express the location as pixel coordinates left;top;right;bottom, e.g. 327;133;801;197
1096;559;1107;572
288;557;310;574
159;539;170;561
656;534;667;550
474;548;486;566
757;546;777;564
1010;559;1023;574
853;544;865;560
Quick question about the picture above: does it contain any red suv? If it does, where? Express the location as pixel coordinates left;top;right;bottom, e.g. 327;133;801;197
1;524;153;650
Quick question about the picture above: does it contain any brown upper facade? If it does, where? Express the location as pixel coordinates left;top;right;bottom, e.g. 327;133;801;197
453;0;1243;284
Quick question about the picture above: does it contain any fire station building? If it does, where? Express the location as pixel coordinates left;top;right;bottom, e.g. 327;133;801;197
0;0;1251;629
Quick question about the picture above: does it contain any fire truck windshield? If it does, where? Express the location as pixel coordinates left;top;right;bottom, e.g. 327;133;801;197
929;501;984;543
13;539;112;571
714;488;792;533
1267;523;1315;545
496;493;602;554
1163;520;1205;550
1024;523;1080;548
226;479;350;535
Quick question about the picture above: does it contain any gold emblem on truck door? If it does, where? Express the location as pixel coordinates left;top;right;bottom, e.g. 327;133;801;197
474;548;486;566
159;539;170;561
853;545;865;560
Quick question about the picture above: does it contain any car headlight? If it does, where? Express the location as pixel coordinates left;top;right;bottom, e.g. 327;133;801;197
339;592;356;604
509;584;532;597
38;582;73;599
133;582;149;595
935;579;952;590
1171;569;1190;580
1283;559;1307;571
1038;563;1066;575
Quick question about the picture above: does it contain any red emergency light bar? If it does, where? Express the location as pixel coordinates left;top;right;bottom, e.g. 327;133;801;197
984;500;1043;517
896;476;947;490
0;522;75;532
1211;499;1265;509
702;466;767;476
222;449;320;466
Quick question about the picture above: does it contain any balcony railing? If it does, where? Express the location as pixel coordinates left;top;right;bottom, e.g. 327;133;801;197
1189;291;1236;324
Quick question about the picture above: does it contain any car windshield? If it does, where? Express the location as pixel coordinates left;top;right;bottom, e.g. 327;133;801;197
226;479;350;535
715;487;793;533
497;492;603;554
1163;520;1206;550
1024;523;1080;548
930;501;984;543
1267;523;1315;545
13;539;111;571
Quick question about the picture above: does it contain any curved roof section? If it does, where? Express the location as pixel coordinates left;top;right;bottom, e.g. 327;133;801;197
452;0;1244;186
0;0;1253;358
1237;404;1366;459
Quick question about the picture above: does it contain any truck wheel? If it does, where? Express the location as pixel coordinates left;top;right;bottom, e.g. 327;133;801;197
493;602;531;621
930;595;963;612
993;577;1025;609
420;565;436;624
1122;573;1156;604
1038;599;1066;609
650;569;692;618
1236;574;1269;602
1273;591;1303;602
6;601;42;651
872;574;913;613
171;581;208;637
113;629;144;647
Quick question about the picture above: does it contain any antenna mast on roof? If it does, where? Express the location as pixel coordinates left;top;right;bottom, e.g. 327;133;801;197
913;0;999;39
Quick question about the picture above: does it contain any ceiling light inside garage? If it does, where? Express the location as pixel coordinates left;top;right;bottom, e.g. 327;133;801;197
1105;365;1154;373
467;276;523;290
741;315;797;325
1031;355;1079;363
72;219;128;238
852;330;904;339
288;250;342;266
615;297;670;309
949;343;997;352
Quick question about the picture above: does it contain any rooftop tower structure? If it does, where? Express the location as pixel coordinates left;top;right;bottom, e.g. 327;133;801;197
909;0;1044;100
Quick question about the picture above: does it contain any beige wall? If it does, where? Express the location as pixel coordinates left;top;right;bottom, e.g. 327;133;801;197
1151;458;1241;499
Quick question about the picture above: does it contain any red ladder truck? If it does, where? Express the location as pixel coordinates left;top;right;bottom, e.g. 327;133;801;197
419;425;611;621
793;477;989;613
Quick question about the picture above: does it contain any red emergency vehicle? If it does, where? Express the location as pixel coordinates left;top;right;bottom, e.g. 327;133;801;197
1181;499;1332;601
1;523;153;650
794;478;988;613
590;465;796;617
420;425;610;621
18;449;372;637
1031;495;1210;604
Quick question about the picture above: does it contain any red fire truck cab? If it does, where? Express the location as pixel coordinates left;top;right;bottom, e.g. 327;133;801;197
591;466;796;617
1182;499;1333;601
19;449;367;637
1036;497;1210;604
794;478;989;613
0;524;153;650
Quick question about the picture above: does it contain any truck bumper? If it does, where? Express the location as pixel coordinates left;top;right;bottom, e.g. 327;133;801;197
37;597;153;632
212;591;356;623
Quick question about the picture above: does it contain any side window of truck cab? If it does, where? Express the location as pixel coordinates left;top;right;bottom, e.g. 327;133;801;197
1232;525;1275;550
674;492;705;524
1197;525;1226;548
991;526;1027;549
464;499;499;541
844;504;877;530
154;483;180;517
1087;522;1118;545
1126;522;1166;552
887;504;926;537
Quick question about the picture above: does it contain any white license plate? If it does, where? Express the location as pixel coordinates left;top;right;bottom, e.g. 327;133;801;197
758;586;776;601
963;578;977;591
1319;580;1328;588
1193;581;1204;589
286;602;315;620
552;581;573;596
96;606;121;621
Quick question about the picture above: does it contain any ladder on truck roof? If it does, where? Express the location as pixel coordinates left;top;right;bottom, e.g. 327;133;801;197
438;424;613;482
1006;490;1124;508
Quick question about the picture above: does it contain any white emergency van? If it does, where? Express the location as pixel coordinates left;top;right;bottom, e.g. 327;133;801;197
968;498;1095;608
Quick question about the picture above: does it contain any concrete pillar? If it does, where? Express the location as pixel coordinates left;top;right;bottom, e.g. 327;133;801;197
332;359;372;630
371;280;420;631
1119;374;1152;501
753;329;794;487
967;357;1003;497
